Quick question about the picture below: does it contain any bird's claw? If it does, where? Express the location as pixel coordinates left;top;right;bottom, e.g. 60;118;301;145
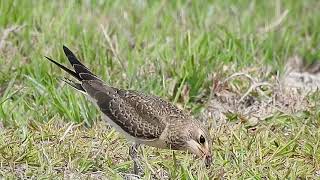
129;144;144;176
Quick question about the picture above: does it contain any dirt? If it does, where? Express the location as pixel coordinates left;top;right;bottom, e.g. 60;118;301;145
204;56;318;129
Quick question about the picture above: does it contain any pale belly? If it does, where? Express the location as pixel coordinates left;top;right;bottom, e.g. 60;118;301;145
102;115;169;149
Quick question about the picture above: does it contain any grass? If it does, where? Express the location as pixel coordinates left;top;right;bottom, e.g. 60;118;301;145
1;0;320;179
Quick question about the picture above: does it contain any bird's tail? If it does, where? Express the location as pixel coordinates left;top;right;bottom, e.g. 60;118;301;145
45;45;100;92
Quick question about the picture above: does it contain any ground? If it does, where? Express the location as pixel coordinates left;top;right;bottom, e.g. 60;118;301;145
1;0;320;179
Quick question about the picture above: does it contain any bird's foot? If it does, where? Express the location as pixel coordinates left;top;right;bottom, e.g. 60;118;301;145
129;143;144;176
122;173;142;180
133;159;144;176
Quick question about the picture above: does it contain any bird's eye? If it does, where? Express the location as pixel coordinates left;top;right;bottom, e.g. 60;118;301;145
199;135;205;144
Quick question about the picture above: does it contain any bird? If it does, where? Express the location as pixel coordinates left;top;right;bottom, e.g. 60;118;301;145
45;46;212;176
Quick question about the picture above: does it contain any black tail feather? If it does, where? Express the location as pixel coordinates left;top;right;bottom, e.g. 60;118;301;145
46;45;100;84
45;56;81;81
62;45;95;76
62;45;85;67
74;64;93;75
62;78;85;92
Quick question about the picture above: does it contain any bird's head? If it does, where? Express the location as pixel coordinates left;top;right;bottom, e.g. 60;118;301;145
169;119;212;167
185;121;212;167
166;116;212;167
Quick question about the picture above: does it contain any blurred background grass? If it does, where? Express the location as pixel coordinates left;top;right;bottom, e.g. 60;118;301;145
1;0;320;179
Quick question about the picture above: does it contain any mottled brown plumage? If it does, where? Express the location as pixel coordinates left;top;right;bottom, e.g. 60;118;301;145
45;46;212;173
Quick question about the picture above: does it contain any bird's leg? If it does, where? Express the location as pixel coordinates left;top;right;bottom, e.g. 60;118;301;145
129;143;144;176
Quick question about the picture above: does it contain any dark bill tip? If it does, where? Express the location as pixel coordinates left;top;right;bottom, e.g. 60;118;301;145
205;155;212;168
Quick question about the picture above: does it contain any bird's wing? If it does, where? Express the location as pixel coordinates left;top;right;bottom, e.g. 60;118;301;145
83;81;166;139
117;89;189;123
45;46;166;140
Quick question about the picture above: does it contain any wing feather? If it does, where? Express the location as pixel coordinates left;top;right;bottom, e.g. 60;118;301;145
46;46;169;140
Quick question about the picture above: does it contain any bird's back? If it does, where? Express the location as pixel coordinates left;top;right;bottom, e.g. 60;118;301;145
46;46;191;144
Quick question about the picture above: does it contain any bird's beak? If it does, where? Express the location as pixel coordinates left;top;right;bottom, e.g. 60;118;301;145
186;140;212;167
200;142;212;168
204;153;212;168
201;145;212;168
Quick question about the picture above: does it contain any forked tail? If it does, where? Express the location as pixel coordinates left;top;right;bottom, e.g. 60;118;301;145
45;45;100;91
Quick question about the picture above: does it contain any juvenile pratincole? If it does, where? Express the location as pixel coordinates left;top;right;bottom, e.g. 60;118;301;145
45;46;212;175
